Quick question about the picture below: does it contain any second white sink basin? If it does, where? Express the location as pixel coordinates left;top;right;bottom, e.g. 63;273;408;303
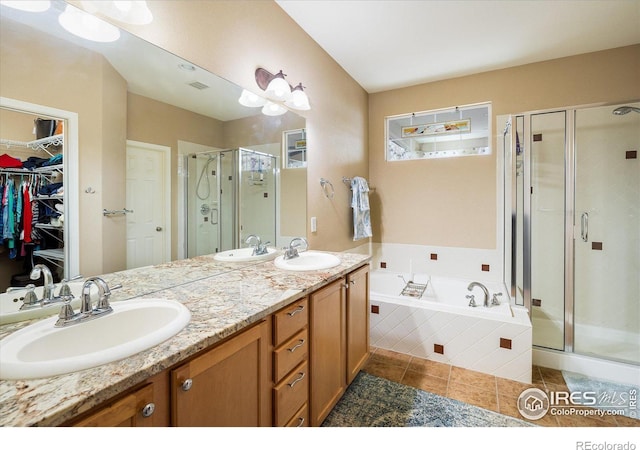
214;247;278;262
0;298;191;380
274;251;341;271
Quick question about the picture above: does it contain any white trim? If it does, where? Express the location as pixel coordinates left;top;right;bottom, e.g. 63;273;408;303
126;140;171;264
533;347;639;387
0;96;79;278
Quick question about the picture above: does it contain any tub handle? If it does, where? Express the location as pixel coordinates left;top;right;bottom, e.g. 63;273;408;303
466;294;477;307
581;212;588;242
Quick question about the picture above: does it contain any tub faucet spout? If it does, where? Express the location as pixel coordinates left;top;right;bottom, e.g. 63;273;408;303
467;281;490;307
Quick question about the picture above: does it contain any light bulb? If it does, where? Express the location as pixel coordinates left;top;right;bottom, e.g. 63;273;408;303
264;71;292;102
59;5;120;42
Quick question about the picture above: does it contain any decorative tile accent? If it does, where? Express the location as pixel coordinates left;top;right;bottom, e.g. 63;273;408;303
434;344;444;354
380;261;387;269
481;264;490;272
430;253;438;260
626;150;637;159
371;305;379;314
500;338;512;349
591;242;603;251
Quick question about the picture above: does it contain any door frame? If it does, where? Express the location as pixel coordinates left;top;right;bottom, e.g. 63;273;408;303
126;140;171;265
0;96;80;278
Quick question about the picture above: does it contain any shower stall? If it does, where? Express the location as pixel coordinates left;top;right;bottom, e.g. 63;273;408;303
503;101;639;379
184;148;277;257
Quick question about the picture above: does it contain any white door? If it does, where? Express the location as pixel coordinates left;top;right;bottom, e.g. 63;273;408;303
126;141;171;269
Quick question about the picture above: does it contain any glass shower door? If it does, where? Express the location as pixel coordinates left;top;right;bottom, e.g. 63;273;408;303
530;111;566;351
187;153;220;257
573;104;640;364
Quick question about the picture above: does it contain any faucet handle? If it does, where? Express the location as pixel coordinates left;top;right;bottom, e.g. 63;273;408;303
492;293;503;305
18;284;39;310
55;294;76;327
466;294;476;307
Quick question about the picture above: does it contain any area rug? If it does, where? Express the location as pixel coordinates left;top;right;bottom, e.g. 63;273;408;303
562;370;639;419
321;372;533;427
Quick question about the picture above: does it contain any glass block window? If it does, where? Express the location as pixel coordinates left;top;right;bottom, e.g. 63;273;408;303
386;103;491;161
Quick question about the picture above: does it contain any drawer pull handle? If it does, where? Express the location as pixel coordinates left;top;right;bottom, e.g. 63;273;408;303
181;378;193;392
141;402;155;418
296;417;305;427
288;372;305;388
288;339;305;353
286;305;305;317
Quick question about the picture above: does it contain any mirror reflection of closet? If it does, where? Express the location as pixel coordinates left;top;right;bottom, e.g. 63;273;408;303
0;107;68;291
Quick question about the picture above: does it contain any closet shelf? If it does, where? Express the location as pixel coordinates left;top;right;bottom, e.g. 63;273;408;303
33;248;64;268
35;223;63;231
0;164;63;176
0;134;63;156
35;194;63;201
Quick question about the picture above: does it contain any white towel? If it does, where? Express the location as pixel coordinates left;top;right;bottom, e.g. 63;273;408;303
351;176;372;240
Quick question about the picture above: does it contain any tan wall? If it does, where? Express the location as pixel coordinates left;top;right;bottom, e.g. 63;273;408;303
369;45;640;249
0;18;127;277
126;93;224;260
102;0;370;252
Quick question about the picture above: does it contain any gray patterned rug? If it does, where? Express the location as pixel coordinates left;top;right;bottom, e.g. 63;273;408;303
321;372;533;427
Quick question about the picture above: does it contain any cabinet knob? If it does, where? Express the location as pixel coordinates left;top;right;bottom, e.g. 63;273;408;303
296;417;305;427
181;378;193;391
141;402;155;418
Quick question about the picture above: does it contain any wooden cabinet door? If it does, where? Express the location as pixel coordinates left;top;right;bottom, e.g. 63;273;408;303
346;264;370;384
309;279;346;427
171;320;270;427
72;373;168;427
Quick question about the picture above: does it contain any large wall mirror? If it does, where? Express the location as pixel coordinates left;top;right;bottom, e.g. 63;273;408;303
0;1;306;290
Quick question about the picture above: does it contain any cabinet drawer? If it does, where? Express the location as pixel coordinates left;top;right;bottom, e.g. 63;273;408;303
285;403;308;427
273;361;308;427
273;298;308;346
273;328;308;383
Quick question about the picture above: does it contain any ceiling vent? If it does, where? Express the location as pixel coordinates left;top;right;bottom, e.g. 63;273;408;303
188;81;209;90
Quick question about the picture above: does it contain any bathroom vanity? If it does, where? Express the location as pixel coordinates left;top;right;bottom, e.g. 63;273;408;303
0;251;370;427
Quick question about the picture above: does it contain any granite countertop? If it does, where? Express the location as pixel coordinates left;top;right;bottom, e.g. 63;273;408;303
0;251;370;427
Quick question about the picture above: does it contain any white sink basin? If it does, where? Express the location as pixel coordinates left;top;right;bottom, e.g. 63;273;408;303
0;298;191;380
274;251;341;271
214;247;278;262
0;281;88;325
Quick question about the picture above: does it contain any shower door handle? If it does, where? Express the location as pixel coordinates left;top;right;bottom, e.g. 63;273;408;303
210;208;218;225
580;212;588;242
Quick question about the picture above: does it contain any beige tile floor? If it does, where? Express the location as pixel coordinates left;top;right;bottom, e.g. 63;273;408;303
361;347;639;427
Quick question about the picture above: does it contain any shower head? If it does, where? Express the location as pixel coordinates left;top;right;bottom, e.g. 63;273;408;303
612;106;640;115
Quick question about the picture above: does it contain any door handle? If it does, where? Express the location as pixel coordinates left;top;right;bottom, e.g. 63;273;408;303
211;208;218;225
580;212;588;242
156;226;163;232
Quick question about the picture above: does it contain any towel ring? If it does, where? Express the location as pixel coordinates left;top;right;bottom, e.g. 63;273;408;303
320;178;335;199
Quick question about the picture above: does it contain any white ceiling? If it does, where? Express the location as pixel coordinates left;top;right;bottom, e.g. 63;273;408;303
276;0;640;93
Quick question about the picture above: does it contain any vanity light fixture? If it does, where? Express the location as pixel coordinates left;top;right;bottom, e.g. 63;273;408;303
261;101;288;117
239;67;310;116
238;89;267;108
81;0;153;25
58;5;120;42
0;1;50;12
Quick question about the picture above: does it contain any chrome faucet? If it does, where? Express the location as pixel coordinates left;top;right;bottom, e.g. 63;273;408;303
245;234;271;256
467;281;490;307
56;277;119;327
283;237;308;260
30;264;55;303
